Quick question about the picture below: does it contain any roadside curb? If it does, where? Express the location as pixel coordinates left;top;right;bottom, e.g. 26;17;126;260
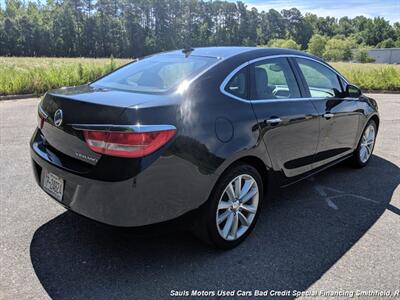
0;94;38;101
363;90;400;94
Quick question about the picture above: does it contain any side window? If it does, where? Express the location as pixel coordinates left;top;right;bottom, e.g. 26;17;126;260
296;58;342;98
252;58;300;100
224;66;249;99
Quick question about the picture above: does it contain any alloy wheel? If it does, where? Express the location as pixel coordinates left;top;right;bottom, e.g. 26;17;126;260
359;124;376;163
216;174;259;241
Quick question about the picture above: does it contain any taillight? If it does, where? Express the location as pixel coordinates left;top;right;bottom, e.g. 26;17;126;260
83;129;176;158
37;113;44;129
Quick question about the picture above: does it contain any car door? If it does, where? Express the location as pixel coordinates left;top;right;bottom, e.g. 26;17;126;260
249;57;320;180
293;57;361;168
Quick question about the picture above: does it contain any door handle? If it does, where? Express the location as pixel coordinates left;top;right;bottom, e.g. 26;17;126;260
266;118;282;124
323;113;334;119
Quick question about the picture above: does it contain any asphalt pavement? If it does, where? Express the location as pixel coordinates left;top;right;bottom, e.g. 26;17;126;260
0;94;399;299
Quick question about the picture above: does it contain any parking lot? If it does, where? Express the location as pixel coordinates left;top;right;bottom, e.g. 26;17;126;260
0;94;399;299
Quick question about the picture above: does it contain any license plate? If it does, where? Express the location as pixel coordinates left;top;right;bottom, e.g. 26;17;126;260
42;170;64;201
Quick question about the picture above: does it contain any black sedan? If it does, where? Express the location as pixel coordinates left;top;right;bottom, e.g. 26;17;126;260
31;47;379;248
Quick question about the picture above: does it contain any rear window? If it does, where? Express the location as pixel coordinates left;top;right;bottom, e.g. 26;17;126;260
92;55;218;94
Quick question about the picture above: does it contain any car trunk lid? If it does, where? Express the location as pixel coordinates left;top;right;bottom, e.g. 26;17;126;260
38;85;176;165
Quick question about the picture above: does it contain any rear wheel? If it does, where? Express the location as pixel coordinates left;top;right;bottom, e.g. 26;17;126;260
350;120;377;168
193;164;263;249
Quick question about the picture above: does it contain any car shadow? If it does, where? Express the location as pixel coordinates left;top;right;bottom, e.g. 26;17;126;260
30;155;399;299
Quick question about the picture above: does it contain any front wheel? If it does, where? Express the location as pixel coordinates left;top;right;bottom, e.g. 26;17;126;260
193;164;263;249
350;120;377;168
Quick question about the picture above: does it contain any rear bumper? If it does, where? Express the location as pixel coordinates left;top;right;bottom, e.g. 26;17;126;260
30;130;214;227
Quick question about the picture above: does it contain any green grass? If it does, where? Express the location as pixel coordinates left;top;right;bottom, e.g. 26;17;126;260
332;62;400;91
0;58;399;95
0;57;132;96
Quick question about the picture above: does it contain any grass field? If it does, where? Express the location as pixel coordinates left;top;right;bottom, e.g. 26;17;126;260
0;57;399;96
332;62;400;91
0;57;132;96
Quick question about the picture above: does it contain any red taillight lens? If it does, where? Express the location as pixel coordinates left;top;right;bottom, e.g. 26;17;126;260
83;129;176;158
37;113;44;129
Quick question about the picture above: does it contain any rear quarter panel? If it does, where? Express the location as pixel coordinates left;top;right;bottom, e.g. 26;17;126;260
167;57;271;207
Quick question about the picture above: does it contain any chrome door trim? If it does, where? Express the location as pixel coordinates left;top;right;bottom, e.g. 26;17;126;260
219;61;250;102
220;54;349;103
71;124;177;133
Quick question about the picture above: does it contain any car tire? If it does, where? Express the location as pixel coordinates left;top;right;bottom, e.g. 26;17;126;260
350;120;377;168
193;164;263;249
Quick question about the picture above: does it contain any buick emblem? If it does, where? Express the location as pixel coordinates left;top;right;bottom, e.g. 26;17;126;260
54;109;63;127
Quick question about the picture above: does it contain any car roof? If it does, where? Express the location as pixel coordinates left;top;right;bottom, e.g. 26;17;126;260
165;47;258;58
163;46;320;61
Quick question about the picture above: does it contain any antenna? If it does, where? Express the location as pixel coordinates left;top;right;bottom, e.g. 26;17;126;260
182;46;194;57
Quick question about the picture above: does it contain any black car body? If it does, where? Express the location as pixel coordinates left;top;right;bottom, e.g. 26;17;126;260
31;47;379;248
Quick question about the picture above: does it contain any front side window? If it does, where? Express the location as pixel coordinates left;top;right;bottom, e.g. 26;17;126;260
92;55;218;94
296;58;342;98
252;58;300;100
224;66;249;99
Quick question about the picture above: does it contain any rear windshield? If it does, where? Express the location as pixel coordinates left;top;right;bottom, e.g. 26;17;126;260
92;54;218;94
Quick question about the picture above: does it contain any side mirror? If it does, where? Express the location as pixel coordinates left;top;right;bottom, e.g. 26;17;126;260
346;84;362;98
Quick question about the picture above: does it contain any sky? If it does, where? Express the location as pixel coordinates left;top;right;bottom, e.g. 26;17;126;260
0;0;399;23
242;0;400;23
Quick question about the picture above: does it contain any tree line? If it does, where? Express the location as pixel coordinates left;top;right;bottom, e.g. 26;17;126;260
1;0;399;59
